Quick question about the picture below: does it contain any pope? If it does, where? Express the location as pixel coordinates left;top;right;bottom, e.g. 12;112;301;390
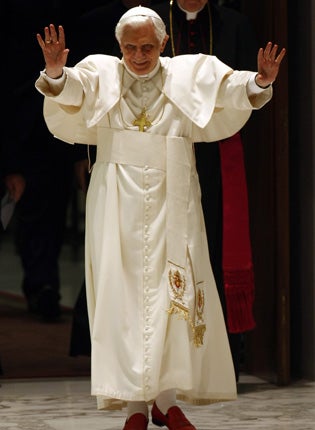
35;6;285;430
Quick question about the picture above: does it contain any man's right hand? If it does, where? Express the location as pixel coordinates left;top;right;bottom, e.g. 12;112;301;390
36;24;69;79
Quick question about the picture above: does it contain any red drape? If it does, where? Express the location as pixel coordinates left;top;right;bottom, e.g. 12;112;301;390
219;132;256;333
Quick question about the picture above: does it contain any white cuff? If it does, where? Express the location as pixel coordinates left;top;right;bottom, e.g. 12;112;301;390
39;69;66;94
247;74;271;96
41;69;66;84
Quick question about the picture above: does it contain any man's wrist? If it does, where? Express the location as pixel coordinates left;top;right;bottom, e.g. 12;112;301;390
44;69;64;80
255;73;271;89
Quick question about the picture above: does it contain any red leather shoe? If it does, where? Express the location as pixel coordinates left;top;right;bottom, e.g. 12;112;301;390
122;413;148;430
151;402;196;430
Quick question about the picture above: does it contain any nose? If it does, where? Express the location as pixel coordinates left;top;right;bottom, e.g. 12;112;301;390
133;47;146;56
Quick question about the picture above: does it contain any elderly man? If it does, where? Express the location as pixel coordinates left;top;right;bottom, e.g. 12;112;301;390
35;6;285;430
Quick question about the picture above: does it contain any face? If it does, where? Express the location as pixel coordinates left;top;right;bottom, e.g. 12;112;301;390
177;0;208;12
120;21;168;75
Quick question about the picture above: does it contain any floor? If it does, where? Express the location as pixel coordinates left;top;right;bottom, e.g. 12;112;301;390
0;375;315;429
1;208;315;430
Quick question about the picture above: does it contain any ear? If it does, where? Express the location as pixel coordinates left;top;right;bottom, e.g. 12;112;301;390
160;34;170;53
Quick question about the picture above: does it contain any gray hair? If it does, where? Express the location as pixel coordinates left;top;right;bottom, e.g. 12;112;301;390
115;14;167;45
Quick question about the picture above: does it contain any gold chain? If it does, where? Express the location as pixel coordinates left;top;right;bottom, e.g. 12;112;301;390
169;0;213;57
118;66;166;132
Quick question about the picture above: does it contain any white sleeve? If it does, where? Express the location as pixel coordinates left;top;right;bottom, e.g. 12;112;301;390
247;74;272;96
39;69;66;94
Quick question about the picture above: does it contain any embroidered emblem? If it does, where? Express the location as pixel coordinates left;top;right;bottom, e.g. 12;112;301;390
196;288;205;320
168;268;186;301
167;262;206;347
194;287;206;347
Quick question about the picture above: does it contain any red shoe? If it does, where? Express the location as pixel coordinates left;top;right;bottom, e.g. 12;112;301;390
122;413;148;430
151;402;196;429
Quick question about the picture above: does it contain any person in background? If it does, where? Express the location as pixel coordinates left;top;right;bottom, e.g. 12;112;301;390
35;6;285;429
0;96;26;376
5;1;78;321
0;134;26;231
153;0;259;380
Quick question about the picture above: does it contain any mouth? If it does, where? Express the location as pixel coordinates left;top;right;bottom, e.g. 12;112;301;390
132;61;149;70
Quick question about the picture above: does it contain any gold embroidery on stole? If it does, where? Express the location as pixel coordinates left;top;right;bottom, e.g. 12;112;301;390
167;259;206;347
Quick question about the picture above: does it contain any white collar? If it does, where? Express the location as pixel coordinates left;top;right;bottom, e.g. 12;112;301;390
122;59;161;81
177;2;206;20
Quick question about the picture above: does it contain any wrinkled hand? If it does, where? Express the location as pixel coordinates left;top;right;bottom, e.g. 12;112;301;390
256;42;286;88
36;24;69;78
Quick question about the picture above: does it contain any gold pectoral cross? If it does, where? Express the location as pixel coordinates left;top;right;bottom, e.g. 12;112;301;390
133;107;152;132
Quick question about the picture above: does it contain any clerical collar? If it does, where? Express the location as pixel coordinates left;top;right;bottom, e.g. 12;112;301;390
177;2;205;20
122;60;161;81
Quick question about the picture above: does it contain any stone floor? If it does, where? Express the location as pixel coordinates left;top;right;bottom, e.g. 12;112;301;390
0;375;314;429
1;212;315;429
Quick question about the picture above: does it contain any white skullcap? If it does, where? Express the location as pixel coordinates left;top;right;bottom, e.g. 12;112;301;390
118;6;163;23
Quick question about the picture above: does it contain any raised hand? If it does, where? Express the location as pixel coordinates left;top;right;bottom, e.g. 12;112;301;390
36;24;69;79
256;42;286;88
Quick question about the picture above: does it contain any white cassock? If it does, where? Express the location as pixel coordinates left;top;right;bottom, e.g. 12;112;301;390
35;54;272;409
